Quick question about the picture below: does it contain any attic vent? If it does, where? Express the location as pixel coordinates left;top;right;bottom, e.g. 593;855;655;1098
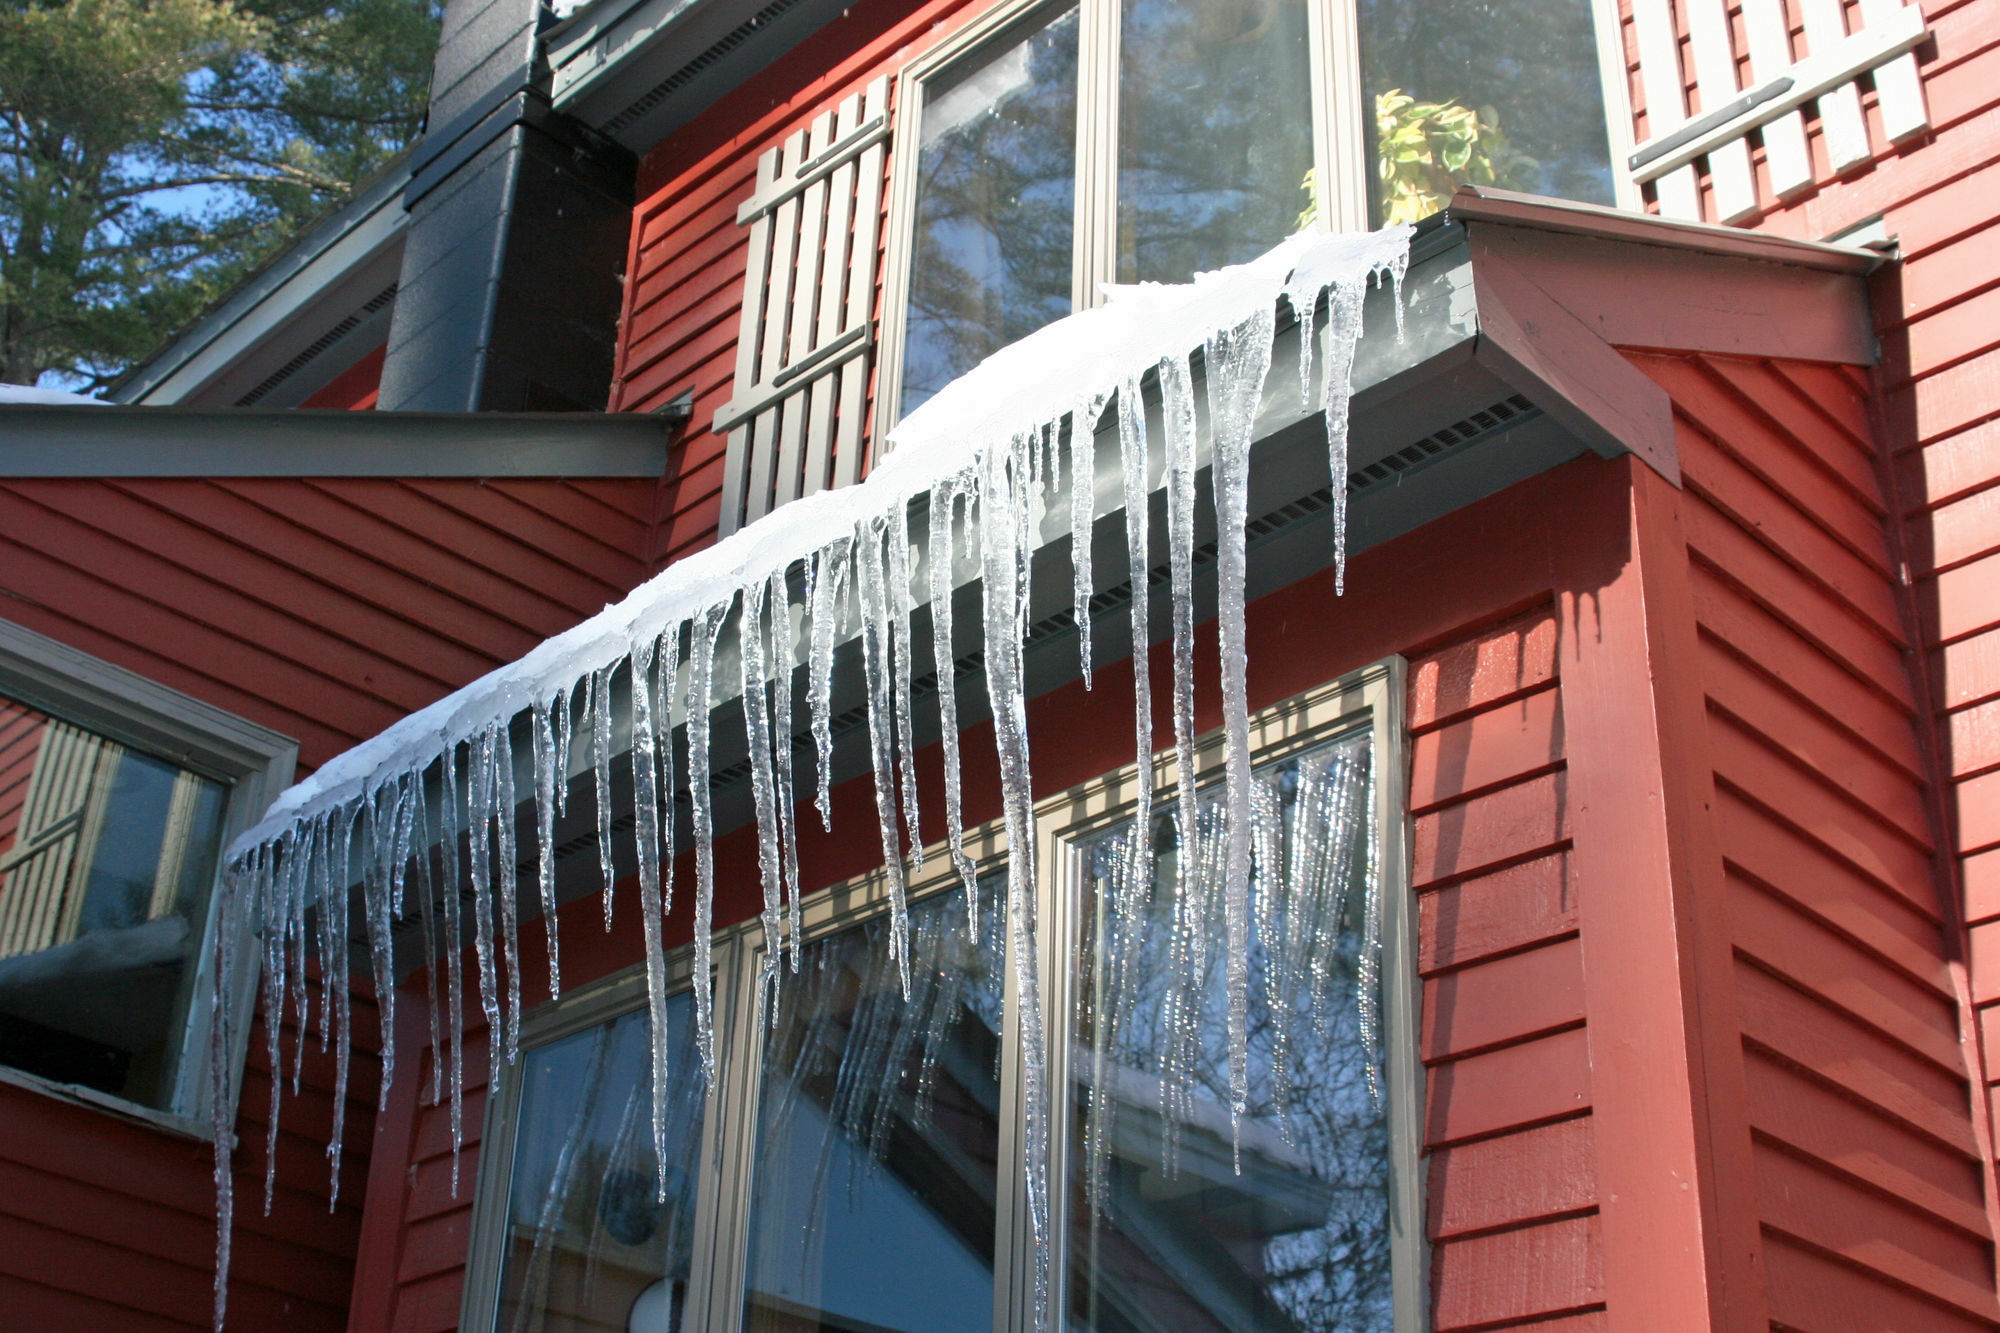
603;0;814;135
1348;394;1536;492
235;282;397;406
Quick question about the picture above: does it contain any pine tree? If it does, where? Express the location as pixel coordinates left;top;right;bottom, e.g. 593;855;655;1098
0;0;438;389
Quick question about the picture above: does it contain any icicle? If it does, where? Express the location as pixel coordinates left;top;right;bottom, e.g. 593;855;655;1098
410;783;443;1109
927;471;979;937
855;517;912;996
466;732;502;1050
653;625;680;918
261;832;292;1217
1204;305;1277;1146
288;817;315;1091
887;504;924;872
494;720;523;1064
552;684;573;817
592;667;617;928
439;743;467;1193
808;538;853;832
1069;393;1107;688
362;781;399;1111
768;568;803;970
1321;274;1366;594
325;803;354;1209
210;853;252;1332
977;428;1052;1326
1160;354;1203;888
627;631;675;1196
532;697;562;1000
739;577;785;972
687;601;729;1083
1117;375;1155;895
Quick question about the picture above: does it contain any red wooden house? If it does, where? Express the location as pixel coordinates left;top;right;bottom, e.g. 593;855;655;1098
3;0;2000;1329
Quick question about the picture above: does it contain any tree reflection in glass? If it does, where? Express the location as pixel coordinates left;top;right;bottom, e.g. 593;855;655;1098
1068;729;1389;1331
742;883;1007;1331
495;996;704;1332
900;8;1081;422
1116;0;1315;285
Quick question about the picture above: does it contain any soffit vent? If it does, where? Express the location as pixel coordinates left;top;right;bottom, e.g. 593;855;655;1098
602;0;812;136
235;282;398;406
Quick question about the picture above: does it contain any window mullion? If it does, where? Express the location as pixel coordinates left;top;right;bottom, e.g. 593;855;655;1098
1071;0;1120;309
1310;0;1371;233
689;932;762;1333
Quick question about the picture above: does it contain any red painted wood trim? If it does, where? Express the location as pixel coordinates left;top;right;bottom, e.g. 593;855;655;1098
1556;454;1767;1330
349;983;430;1329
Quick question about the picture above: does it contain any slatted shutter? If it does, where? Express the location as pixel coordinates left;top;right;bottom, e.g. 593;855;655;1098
0;722;119;957
713;77;890;537
1627;0;1929;224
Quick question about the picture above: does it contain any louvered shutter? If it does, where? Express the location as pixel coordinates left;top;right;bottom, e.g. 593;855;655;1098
1627;0;1929;224
0;722;120;957
713;77;890;537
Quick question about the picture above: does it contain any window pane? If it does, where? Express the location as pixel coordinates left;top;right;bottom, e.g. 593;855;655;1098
0;693;228;1109
742;885;1006;1331
1115;0;1314;285
1067;730;1390;1331
1360;0;1616;224
494;998;704;1332
901;7;1080;421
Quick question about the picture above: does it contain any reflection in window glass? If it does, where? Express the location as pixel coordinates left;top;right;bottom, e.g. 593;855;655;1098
495;998;704;1333
742;884;1006;1331
1116;0;1315;285
1068;729;1388;1331
1359;0;1613;224
901;7;1080;421
0;693;228;1108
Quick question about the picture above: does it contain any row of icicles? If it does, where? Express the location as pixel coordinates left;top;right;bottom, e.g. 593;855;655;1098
206;233;1408;1330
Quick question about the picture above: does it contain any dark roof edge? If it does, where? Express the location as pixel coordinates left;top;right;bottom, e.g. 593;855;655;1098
0;405;687;477
1445;185;1884;275
106;156;415;404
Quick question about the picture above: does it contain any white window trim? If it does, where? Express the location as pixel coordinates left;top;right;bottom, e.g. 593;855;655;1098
463;657;1421;1331
870;0;1637;453
0;616;297;1138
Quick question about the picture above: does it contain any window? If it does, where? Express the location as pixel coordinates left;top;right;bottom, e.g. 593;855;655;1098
876;0;1625;426
468;662;1418;1331
0;618;296;1129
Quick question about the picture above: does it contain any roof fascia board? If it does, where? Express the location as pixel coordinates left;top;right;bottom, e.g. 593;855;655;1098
0;408;680;477
111;164;410;404
1446;185;1883;275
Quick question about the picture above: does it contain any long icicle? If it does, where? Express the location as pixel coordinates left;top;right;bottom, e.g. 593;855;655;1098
1069;392;1107;687
1117;373;1155;916
592;666;617;928
1204;304;1277;1147
439;743;467;1194
325;803;353;1209
494;720;523;1065
768;567;803;970
807;537;853;832
1160;353;1203;891
532;697;562;1000
928;471;979;936
740;576;785;974
687;602;729;1083
887;504;923;872
855;516;913;997
627;631;675;1196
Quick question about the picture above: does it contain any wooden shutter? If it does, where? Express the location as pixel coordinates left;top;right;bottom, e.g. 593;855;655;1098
0;721;120;957
713;77;890;537
1626;0;1929;223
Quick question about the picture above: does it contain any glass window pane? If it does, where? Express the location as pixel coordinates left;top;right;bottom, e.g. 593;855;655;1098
494;998;704;1332
1359;0;1616;224
1067;730;1390;1331
742;885;1006;1332
1115;0;1315;285
0;693;229;1109
901;7;1080;421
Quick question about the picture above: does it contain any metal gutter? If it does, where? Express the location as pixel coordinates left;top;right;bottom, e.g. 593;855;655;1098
0;405;686;477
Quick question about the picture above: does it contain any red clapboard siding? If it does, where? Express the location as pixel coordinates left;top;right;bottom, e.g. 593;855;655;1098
1634;349;1998;1328
1409;606;1604;1329
0;472;663;1330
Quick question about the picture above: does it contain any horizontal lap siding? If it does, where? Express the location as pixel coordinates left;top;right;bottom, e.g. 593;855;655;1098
1409;607;1603;1329
608;0;1001;565
1633;350;1999;1328
0;475;660;1329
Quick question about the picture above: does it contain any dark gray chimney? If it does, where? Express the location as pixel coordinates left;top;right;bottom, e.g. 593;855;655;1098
378;0;635;412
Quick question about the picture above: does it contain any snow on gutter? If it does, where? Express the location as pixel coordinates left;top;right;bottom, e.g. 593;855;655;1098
205;223;1410;1330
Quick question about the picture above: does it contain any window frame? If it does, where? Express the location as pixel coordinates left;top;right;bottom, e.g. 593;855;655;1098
870;0;1636;450
0;616;297;1137
464;657;1420;1332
